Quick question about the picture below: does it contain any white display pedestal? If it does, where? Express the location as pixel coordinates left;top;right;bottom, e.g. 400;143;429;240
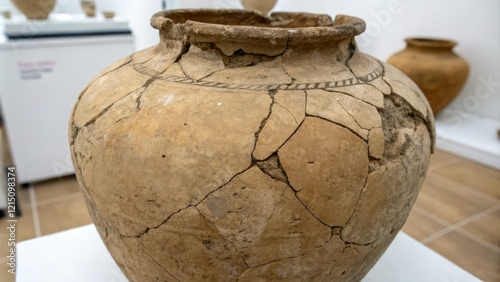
435;111;500;170
16;224;481;282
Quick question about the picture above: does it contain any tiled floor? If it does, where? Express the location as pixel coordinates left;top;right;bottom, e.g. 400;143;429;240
0;150;499;281
403;151;500;282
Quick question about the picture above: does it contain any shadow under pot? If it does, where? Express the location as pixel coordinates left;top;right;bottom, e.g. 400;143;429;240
388;38;470;115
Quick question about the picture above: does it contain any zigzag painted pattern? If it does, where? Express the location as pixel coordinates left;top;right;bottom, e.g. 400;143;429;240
132;63;384;91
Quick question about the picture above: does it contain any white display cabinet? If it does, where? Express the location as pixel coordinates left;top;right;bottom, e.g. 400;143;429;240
0;19;135;184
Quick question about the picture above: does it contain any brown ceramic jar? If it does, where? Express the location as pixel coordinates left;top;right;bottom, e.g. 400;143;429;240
80;0;96;17
11;0;56;20
70;10;435;281
388;38;470;115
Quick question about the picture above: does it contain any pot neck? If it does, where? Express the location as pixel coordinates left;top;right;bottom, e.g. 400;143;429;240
405;38;457;53
151;9;366;57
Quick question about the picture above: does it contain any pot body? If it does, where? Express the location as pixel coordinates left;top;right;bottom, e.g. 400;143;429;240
70;10;435;282
11;0;56;20
388;38;470;115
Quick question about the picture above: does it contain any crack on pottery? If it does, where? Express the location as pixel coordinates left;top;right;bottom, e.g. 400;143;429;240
103;55;133;75
252;90;306;161
175;41;191;64
322;87;383;109
195;206;251;270
378;62;393;92
69;81;97;145
292;189;331;228
79;85;144;131
304;114;366;142
338;171;370;234
333;96;372;131
80;81;157;143
366;59;392;95
274;101;300;125
129;165;255;239
344;44;358;79
176;59;190;78
138;241;181;282
251;92;275;158
135;77;158;111
321;259;341;282
237;233;340;282
263;186;287;227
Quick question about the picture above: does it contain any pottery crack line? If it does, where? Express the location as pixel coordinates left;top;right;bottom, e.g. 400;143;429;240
101;55;133;76
322;88;383;109
340;171;370;241
263;185;288;225
130;165;255;239
280;63;296;84
136;77;158;111
321;259;340;282
269;90;308;156
242;233;335;271
176;60;190;78
138;241;181;282
80;85;145;130
304;114;367;142
345;57;358;80
95;84;156;141
195;206;251;269
334;97;371;131
251;94;275;157
372;61;394;94
175;41;191;64
274;101;300;125
292;189;331;228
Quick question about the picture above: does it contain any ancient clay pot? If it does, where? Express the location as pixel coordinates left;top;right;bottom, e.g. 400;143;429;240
70;10;435;281
388;38;470;115
241;0;277;14
80;0;95;17
102;11;115;19
11;0;56;20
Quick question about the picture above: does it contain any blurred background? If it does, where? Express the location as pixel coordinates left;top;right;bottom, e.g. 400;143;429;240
0;0;498;281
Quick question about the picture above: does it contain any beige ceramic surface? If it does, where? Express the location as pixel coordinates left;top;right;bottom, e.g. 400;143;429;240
70;10;435;282
388;38;470;115
241;0;277;14
11;0;55;20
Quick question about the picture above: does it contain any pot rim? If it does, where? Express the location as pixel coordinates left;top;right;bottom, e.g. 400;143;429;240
406;37;457;48
151;9;366;43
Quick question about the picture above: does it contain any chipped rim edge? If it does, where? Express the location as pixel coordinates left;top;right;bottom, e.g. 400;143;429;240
151;9;366;43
